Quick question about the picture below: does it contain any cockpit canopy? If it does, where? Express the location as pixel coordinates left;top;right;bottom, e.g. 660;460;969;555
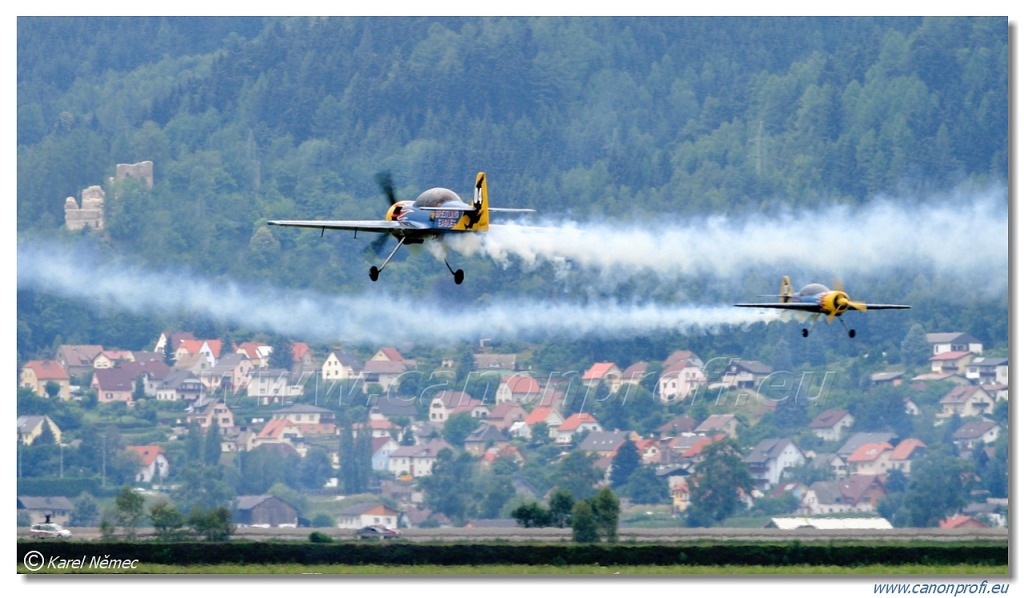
413;187;462;208
798;283;831;297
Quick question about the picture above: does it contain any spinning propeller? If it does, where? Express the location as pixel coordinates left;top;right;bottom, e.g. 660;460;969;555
823;279;868;323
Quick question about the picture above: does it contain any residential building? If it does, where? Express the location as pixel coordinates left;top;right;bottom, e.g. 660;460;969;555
388;438;452;478
125;445;170;483
337;503;401;530
743;438;806;490
810;409;854;442
926;332;983;356
555;413;603;444
321;349;362;381
952;420;1001;454
17;415;62;445
91;367;137;405
966;357;1009;386
234;495;298;527
17;496;75;525
658;350;706;403
429;390;487;423
247;368;303;406
930;351;975;376
889;438;927;475
20;360;71;400
720;359;773;389
55;344;104;380
495;374;542;404
939;386;995;419
695;414;742;439
846;442;895;476
581;362;623;392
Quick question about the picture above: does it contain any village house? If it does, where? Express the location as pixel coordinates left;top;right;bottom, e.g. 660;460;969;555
522;404;565;440
17;415;63;445
55;344;104;380
361;360;408;393
321;349;363;381
802;475;887;515
236;341;272;367
18;496;75;525
153;330;195;355
247;368;303;406
966;357;1009;386
581;362;623;392
249;419;306;453
20;360;71;400
337;503;401;530
869;371;905;387
125;445;170;483
720;359;773;389
155;369;205;402
234;495;299;527
658;350;706;403
743;437;806;491
495;374;542;404
694;414;742;439
474;352;517;371
929;351;976;376
578;430;630;458
480;444;525;469
429;390;487;423
671;480;690;514
199;352;254;394
837;432;897;460
484;402;528;431
938;386;995;419
889;438;927;475
175;338;223;369
845;442;895;477
810;409;855;442
388;438;452;478
940;515;988;529
555;412;603;445
371;436;401;472
657;415;698;436
91;367;137;405
951;420;1001;455
463;423;509;456
619;361;652;387
926;332;983;356
187;398;236;431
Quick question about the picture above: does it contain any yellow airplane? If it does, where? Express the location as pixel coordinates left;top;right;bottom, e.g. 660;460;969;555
268;171;532;284
736;276;911;338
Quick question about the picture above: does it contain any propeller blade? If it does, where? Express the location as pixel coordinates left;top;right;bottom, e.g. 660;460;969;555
375;171;398;206
848;300;868;312
367;234;389;257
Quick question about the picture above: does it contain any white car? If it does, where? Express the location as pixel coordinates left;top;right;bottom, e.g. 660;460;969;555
30;522;72;539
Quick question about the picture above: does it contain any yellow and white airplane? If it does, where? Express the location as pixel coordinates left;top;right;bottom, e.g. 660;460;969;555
736;276;911;338
268;171;532;284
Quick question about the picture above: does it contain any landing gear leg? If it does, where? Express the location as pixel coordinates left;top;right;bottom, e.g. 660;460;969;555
445;259;465;285
369;237;406;282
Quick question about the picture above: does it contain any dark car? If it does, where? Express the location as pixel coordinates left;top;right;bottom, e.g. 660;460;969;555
353;525;400;540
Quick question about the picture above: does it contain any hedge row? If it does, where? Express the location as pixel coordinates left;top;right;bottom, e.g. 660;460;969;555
18;540;1008;568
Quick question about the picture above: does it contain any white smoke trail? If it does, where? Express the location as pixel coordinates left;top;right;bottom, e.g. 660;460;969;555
446;182;1008;294
17;242;777;345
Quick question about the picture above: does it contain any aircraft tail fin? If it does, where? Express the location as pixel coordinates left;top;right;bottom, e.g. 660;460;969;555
470;171;490;231
780;275;793;303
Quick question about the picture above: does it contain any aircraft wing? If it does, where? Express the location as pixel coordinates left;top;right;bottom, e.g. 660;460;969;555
734;302;824;312
267;219;424;234
859;303;912;310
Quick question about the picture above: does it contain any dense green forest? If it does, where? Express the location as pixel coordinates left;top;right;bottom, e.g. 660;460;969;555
16;17;1008;363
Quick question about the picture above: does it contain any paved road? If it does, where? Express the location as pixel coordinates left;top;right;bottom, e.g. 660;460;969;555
19;526;1009;543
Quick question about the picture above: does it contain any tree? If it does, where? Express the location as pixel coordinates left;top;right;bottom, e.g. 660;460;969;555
555;450;603;500
685;438;754;527
547;488;576;528
298;447;334;490
203;417;222;467
149;499;187;540
899;447;971;527
113;486;146;539
900;323;931;366
570;500;600;543
69;493;100;527
188;506;235;541
510;501;551;528
442;412;479;447
625;465;670;505
609;437;641;488
590;486;620;542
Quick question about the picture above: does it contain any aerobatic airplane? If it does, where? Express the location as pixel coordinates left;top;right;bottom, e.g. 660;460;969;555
268;171;533;284
736;276;911;338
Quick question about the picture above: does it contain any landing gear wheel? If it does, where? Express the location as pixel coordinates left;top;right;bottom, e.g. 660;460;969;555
369;266;380;282
801;328;809;338
849;329;856;338
453;269;465;285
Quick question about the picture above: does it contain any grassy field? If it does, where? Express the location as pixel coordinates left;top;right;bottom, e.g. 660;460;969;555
18;563;1009;575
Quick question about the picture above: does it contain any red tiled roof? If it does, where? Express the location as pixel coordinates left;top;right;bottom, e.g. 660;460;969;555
582;362;618;381
23;360;69;380
501;374;541;394
847;442;893;463
558;413;600;432
891;438;927;461
126;445;165;466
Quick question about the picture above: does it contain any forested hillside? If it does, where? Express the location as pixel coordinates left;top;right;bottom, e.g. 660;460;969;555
16;17;1008;362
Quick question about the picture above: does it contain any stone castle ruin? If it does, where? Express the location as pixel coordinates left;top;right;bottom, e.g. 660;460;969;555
64;160;154;231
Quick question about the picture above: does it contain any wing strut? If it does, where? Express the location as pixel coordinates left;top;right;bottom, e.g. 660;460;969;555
369;237;406;282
